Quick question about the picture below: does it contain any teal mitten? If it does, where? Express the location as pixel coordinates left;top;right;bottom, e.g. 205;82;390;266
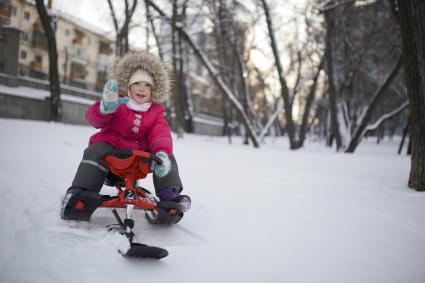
100;80;129;114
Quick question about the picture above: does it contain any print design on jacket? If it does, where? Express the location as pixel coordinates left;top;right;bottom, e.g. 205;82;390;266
132;114;142;134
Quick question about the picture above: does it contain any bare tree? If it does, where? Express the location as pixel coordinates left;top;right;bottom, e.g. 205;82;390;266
259;0;325;149
298;57;324;147
210;0;260;144
144;0;164;59
259;0;298;149
322;5;343;150
390;0;425;191
146;0;260;147
107;0;138;57
318;0;405;152
169;0;193;136
35;0;61;121
210;0;233;140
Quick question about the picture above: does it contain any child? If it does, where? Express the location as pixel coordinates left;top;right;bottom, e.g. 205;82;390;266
61;51;191;221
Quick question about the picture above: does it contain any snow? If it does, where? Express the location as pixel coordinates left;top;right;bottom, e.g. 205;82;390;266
0;118;424;283
0;84;96;105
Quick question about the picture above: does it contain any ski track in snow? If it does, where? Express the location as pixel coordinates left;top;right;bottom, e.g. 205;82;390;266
0;118;425;283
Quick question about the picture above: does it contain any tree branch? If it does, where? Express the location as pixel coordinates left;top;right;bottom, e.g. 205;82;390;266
319;0;356;13
364;100;409;134
146;0;260;147
345;54;403;153
107;0;119;33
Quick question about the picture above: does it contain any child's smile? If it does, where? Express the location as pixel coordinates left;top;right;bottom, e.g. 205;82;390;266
129;81;152;104
135;92;147;98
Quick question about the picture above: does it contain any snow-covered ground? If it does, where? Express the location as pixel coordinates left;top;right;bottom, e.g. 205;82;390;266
0;118;424;283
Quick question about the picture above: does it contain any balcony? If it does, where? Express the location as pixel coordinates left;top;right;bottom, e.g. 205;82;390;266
96;54;112;71
72;37;83;45
65;44;89;65
33;22;43;32
72;29;85;45
70;62;87;80
99;41;113;56
32;30;48;50
70;70;86;79
30;60;42;70
96;70;108;91
0;0;12;25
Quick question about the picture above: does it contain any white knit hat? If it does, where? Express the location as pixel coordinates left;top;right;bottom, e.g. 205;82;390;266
128;69;154;87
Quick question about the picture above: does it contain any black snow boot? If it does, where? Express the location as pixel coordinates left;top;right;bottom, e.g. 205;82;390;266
61;187;102;221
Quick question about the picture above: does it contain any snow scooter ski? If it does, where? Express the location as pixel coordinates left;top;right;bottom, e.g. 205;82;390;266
64;149;185;259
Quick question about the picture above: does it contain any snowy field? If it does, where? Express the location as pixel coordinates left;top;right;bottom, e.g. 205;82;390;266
0;118;424;283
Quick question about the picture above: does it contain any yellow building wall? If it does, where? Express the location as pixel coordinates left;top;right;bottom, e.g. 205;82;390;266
8;0;115;90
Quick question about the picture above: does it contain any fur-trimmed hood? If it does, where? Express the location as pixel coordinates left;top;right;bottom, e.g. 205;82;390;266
111;51;171;103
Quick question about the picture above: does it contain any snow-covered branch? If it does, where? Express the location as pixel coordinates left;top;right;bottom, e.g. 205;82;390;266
319;0;357;13
259;97;283;141
345;55;403;153
363;100;409;135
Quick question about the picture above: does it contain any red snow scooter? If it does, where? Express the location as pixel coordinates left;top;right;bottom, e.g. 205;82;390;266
65;149;185;259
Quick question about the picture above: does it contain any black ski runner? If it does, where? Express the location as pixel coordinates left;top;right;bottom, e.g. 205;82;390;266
107;208;168;259
123;243;168;259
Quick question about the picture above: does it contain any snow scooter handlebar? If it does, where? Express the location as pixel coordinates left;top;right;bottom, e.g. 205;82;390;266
104;149;163;166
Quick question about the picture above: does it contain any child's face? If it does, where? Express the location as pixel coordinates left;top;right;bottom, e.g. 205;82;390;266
128;81;152;104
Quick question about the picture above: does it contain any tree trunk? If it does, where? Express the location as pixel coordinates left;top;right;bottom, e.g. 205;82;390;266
260;0;297;149
298;57;324;148
107;0;138;57
171;0;183;136
324;11;342;151
213;0;233;139
398;118;409;155
35;0;61;122
397;0;425;191
178;24;193;133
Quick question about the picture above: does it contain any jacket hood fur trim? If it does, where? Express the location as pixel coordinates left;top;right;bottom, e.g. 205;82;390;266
111;51;171;103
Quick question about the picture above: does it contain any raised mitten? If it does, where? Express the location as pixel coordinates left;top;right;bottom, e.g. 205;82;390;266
100;79;129;114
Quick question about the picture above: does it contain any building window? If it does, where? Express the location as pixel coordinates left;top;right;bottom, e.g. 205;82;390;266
30;55;43;71
20;32;28;41
35;55;42;63
70;62;87;79
20;50;27;59
99;41;113;55
32;29;48;50
72;29;85;45
11;6;17;16
0;2;12;18
96;70;108;89
65;29;69;37
24;11;30;20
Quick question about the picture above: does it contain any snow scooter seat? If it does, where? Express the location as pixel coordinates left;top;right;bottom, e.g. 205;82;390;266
100;149;184;224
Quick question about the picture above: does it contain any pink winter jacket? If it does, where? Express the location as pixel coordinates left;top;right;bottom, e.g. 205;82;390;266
85;101;173;155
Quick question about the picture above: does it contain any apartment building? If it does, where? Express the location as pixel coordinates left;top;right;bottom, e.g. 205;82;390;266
2;0;115;91
0;0;226;135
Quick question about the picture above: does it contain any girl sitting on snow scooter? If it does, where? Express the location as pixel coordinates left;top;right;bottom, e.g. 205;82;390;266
61;51;191;221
